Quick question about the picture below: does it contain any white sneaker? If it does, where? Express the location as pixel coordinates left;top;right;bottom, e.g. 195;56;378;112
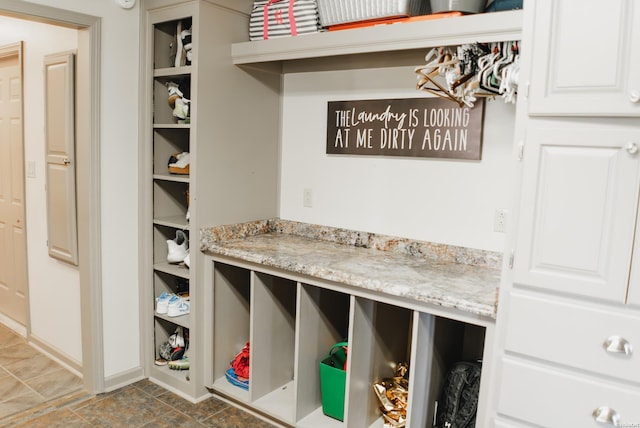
184;252;190;268
156;291;173;314
167;230;188;264
167;296;190;317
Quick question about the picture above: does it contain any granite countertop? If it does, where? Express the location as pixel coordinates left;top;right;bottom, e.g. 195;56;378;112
200;219;502;319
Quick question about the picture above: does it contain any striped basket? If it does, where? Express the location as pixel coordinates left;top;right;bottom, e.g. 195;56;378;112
249;0;321;41
316;0;429;27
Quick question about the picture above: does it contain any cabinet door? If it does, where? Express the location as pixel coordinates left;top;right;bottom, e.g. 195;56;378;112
528;0;640;116
513;126;640;302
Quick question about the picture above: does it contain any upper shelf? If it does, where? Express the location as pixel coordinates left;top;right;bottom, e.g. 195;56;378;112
231;10;523;66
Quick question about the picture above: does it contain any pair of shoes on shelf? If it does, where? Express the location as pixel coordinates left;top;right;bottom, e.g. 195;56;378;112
173;20;192;67
169;357;189;371
156;292;190;317
166;81;190;122
167;230;190;267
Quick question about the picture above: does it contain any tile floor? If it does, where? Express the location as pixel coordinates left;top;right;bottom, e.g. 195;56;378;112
0;324;277;427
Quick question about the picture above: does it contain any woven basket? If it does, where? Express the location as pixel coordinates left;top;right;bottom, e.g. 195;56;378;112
317;0;429;27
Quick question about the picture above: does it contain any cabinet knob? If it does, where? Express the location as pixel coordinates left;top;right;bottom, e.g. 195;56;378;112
592;406;620;426
630;90;640;103
625;142;639;155
603;336;633;355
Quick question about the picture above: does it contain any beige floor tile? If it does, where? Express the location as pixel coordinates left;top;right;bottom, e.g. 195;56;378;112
4;353;62;381
0;391;44;420
25;368;83;400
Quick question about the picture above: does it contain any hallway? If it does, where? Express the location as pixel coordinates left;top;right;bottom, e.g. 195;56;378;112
0;323;84;421
0;324;276;427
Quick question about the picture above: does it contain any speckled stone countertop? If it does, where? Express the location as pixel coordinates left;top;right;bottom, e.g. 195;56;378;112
201;219;502;319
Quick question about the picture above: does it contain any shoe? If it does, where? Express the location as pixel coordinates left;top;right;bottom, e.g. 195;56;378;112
167;296;190;317
174;20;184;67
155;291;173;314
181;26;192;65
169;358;189;370
183;252;190;268
167;230;188;264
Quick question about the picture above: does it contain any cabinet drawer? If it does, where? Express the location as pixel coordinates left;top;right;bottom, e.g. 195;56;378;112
504;292;640;383
497;357;640;427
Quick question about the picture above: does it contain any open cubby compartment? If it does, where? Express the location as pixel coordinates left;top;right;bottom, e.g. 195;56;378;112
425;317;486;425
153;224;189;266
295;285;350;427
153;128;190;177
153;317;191;382
154;270;189;301
153;17;193;70
212;262;251;402
347;298;412;428
250;272;298;423
153;179;189;223
153;75;191;125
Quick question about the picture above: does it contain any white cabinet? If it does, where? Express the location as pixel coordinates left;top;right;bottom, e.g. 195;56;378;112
492;1;640;426
528;0;640;116
513;125;640;302
498;356;640;428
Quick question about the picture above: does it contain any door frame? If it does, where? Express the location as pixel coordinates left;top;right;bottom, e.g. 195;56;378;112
0;0;104;393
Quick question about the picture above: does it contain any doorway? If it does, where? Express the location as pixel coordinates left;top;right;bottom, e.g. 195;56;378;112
0;2;103;395
0;42;27;328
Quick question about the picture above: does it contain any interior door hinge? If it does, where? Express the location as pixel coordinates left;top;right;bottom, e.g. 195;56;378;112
517;140;524;161
508;249;515;269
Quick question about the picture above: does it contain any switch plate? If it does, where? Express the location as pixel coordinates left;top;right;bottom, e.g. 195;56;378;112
303;188;313;207
27;161;36;178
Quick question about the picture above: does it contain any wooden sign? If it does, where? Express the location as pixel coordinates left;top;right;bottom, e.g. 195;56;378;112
326;98;485;160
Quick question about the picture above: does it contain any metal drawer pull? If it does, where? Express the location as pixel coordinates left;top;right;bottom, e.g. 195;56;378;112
626;142;639;155
631;90;640;103
603;336;633;355
592;406;620;426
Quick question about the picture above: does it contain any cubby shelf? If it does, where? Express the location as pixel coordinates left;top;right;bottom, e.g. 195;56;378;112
209;258;486;428
231;10;523;65
153;262;190;279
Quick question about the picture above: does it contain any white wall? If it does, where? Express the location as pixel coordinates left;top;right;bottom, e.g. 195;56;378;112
0;0;141;380
0;16;81;363
280;66;516;252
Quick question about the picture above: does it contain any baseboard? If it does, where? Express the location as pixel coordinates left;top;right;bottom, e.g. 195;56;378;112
103;367;145;392
147;377;212;404
0;314;27;337
28;334;83;377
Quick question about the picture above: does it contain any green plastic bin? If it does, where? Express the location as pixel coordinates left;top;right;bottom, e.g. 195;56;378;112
320;342;348;421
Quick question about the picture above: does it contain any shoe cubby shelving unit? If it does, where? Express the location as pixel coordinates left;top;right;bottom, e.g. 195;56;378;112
208;259;487;427
142;0;279;401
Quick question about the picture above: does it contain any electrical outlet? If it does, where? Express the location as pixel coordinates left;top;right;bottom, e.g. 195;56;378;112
303;188;313;207
494;209;508;233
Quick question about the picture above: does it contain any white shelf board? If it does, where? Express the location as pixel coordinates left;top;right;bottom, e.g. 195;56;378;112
252;380;296;424
153;173;190;183
155;311;190;328
153;214;189;229
154;65;192;78
212;376;250;403
297;407;344;428
232;10;523;65
154;262;190;279
153;123;191;129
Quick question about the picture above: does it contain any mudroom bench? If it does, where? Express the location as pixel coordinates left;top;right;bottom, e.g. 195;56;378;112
200;218;501;427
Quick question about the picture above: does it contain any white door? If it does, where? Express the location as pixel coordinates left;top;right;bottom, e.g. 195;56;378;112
0;42;27;326
513;125;640;302
527;0;640;116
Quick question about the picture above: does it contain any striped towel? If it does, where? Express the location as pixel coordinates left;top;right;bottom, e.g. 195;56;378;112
250;0;320;41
